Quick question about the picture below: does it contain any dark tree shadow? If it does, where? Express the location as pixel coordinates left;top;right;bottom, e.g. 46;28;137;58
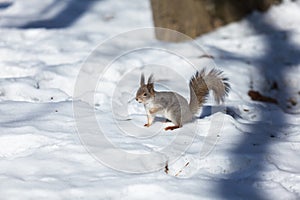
215;6;300;199
20;0;97;29
0;1;13;9
199;105;241;119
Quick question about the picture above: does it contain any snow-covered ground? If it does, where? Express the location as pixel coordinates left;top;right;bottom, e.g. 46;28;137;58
1;0;300;199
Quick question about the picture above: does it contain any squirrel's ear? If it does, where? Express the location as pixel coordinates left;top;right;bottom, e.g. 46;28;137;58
147;83;155;95
147;74;154;84
140;73;145;86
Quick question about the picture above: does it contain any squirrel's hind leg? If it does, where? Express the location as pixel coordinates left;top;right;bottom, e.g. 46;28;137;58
164;110;182;130
164;125;181;131
164;119;182;131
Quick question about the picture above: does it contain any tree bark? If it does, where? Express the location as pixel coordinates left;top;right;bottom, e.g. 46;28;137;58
150;0;282;42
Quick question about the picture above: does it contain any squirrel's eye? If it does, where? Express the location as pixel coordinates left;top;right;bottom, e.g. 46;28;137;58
143;93;147;97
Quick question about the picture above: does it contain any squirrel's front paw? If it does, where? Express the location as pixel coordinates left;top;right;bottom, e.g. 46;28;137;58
144;123;151;127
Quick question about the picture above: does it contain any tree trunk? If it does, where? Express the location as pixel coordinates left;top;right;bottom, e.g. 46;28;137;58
150;0;282;42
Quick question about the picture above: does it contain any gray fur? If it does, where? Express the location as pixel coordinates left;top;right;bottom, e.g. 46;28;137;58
149;92;193;126
135;68;230;130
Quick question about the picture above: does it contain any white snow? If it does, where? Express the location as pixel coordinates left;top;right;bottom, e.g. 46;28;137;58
1;0;300;199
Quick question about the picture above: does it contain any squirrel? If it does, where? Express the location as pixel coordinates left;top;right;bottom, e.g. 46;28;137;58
135;68;230;131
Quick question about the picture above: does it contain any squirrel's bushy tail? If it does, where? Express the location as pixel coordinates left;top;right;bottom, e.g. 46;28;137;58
189;68;230;114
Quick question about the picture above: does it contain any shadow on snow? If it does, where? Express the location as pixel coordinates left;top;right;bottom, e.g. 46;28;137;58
20;0;97;29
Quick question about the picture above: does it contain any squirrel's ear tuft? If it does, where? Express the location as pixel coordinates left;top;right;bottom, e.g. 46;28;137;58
147;74;154;84
140;73;145;86
147;83;155;95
